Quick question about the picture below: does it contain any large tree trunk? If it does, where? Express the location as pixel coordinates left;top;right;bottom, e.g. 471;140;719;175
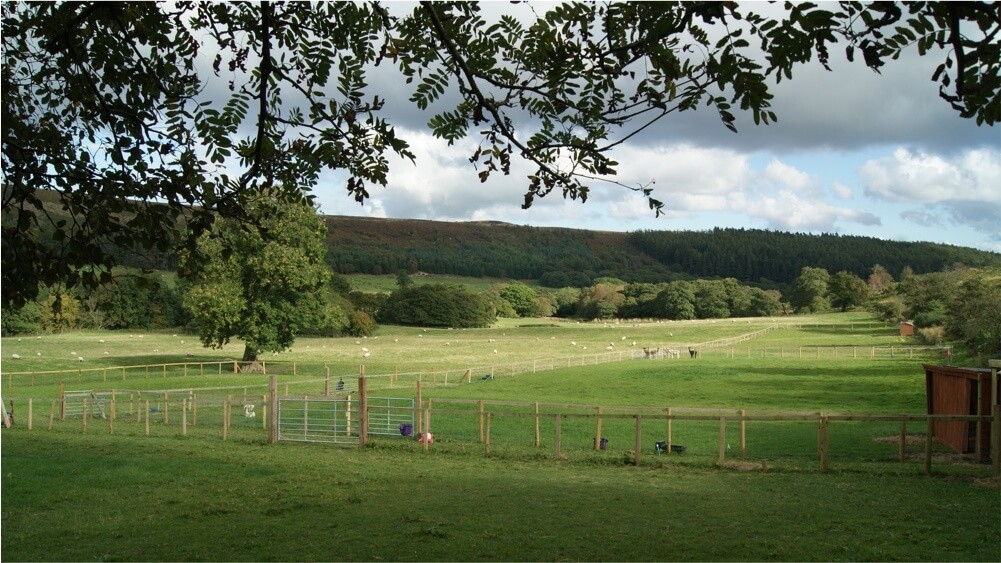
239;346;265;373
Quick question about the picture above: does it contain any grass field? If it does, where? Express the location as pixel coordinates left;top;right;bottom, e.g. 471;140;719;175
2;312;998;561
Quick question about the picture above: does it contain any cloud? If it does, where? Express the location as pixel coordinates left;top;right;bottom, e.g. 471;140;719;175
860;148;1001;203
831;182;854;200
860;148;1001;239
762;159;816;193
742;189;881;232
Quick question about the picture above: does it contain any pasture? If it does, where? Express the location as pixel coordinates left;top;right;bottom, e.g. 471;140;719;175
1;313;998;561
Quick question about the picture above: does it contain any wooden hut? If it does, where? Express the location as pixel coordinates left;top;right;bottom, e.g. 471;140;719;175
899;321;915;336
924;364;998;460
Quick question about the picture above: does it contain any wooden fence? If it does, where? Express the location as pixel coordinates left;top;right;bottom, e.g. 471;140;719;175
10;388;998;478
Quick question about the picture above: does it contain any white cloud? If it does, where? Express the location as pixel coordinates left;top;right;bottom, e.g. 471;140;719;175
763;159;815;193
743;189;881;231
831;182;854;200
860;147;1001;204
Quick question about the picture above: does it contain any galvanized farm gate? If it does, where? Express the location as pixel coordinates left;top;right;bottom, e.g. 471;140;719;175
277;396;414;444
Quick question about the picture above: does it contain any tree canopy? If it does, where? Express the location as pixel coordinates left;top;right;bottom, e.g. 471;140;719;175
4;1;997;306
180;191;330;363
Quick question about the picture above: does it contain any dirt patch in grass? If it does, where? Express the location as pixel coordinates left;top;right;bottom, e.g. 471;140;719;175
719;460;770;472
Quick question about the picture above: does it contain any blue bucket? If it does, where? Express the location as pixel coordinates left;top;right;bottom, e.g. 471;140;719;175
399;423;413;437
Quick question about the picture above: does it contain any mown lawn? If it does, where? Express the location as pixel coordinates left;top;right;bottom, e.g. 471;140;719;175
2;430;998;562
2;313;996;561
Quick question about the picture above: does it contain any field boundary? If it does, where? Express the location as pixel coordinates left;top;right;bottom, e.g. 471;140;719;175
2;343;954;395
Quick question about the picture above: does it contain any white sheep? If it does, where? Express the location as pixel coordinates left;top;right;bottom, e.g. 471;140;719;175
11;354;20;359
571;341;577;346
77;356;84;362
71;351;77;356
362;352;370;358
361;347;369;353
605;345;613;351
493;349;498;354
99;339;105;343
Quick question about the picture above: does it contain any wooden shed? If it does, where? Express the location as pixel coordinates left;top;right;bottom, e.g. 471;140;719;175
899;321;915;336
924;364;998;460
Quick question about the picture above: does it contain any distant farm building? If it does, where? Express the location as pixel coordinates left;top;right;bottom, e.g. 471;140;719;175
924;364;998;461
899;321;915;336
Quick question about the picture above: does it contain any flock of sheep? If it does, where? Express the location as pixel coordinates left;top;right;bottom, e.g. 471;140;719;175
6;328;698;363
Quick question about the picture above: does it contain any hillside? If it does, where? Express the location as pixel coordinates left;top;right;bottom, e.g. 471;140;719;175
322;215;1001;288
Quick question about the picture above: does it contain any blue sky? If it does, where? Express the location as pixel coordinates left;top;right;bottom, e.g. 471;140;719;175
309;2;1001;254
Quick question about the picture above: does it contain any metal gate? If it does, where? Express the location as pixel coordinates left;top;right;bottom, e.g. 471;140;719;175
277;397;414;444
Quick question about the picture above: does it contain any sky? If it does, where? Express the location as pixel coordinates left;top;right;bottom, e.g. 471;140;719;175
307;2;1001;253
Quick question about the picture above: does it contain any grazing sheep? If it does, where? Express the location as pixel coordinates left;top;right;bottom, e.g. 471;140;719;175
362;352;370;358
70;351;77;356
605;345;614;351
571;341;577;346
361;347;369;353
77;356;84;362
621;336;627;341
493;349;498;354
36;352;40;356
99;339;105;343
11;354;21;359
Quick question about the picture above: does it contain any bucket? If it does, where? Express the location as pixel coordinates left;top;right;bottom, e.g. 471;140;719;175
399;423;413;437
593;437;608;450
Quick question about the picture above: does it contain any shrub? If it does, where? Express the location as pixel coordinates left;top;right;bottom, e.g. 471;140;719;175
918;326;946;345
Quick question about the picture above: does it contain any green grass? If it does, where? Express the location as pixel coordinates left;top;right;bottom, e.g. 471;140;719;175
2;312;995;561
2;431;998;561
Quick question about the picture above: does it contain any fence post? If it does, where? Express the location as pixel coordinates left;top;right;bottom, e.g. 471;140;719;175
268;375;278;444
181;399;187;437
717;416;726;465
324;367;330;397
666;407;672;454
634;415;642;467
484;412;491;457
163;392;169;425
554;414;562;457
899;420;907;461
108;400;114;434
818;413;829;472
478;400;485;443
739;409;747;459
144;400;150;436
358;376;368;447
48;400;55;431
534;402;541;448
223;400;230;441
594;406;603;451
60;383;65;420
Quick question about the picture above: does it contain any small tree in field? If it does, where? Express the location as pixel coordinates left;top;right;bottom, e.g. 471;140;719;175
181;192;330;364
829;271;870;312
